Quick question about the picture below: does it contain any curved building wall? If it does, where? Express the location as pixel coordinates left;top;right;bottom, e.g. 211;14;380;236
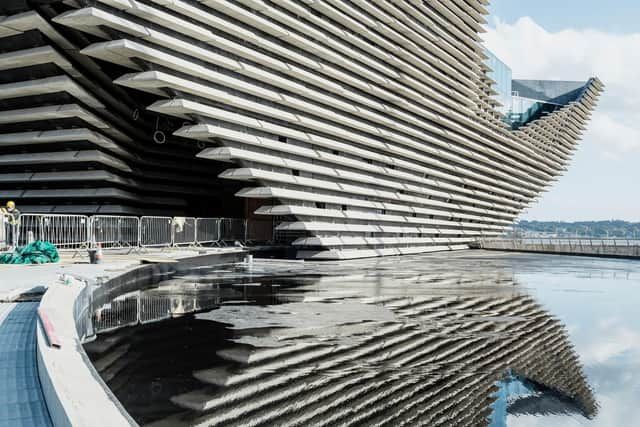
0;3;245;216
0;1;603;257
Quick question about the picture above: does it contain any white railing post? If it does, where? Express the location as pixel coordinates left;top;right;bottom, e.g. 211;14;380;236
0;212;6;251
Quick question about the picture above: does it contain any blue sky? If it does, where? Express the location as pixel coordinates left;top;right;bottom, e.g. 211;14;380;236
484;1;640;222
488;0;640;34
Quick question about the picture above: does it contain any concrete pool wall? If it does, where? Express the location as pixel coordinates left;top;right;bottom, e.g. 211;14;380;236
35;250;246;426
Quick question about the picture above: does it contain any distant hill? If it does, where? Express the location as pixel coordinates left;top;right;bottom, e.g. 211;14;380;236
514;220;640;238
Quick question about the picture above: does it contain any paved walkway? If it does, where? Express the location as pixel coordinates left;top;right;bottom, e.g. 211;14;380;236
0;302;52;427
0;247;244;302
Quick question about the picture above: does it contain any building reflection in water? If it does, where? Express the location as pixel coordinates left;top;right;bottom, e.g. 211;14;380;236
85;255;597;426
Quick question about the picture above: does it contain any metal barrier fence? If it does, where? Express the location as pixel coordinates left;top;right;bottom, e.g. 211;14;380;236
0;213;265;252
195;218;221;245
0;213;6;250
479;238;640;259
172;217;196;246
91;216;140;249
484;237;640;248
140;216;173;248
19;214;90;250
220;218;246;243
92;294;139;334
91;292;220;335
140;296;172;324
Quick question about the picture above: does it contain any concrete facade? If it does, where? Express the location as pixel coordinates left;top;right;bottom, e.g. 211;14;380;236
0;1;603;258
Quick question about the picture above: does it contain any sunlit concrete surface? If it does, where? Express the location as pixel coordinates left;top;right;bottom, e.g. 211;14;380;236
0;247;246;302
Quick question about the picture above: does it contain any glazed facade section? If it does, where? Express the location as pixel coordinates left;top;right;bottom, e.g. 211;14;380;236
0;1;603;258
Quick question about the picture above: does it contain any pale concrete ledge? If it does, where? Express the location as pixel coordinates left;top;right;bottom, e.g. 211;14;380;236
476;239;640;259
37;280;135;427
35;249;246;426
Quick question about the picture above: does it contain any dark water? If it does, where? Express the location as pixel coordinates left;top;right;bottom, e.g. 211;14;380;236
84;251;640;426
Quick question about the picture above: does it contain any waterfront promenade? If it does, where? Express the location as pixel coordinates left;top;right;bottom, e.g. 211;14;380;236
476;238;640;259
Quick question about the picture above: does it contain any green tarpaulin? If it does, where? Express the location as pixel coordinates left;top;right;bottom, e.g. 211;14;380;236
0;240;60;264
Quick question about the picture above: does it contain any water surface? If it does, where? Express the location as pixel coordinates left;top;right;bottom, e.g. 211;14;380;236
85;251;640;426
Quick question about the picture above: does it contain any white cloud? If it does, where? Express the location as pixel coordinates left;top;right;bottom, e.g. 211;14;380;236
483;17;640;156
579;317;640;365
590;114;640;157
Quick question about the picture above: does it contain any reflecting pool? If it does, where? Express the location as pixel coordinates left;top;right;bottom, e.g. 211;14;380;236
84;251;640;426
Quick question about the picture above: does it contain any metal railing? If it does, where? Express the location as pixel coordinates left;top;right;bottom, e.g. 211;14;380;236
195;218;221;246
92;294;139;334
0;213;10;249
172;217;196;246
140;216;173;248
91;291;221;335
90;215;140;249
0;213;256;252
19;214;90;250
220;218;247;244
483;237;640;248
139;295;173;324
479;238;640;258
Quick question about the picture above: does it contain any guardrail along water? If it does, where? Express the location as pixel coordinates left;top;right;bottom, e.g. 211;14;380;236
479;237;640;258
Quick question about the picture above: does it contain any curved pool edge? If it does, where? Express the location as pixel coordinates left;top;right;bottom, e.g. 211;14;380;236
35;249;247;426
37;281;135;426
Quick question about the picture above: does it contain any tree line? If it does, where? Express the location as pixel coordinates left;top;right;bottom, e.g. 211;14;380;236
514;220;640;238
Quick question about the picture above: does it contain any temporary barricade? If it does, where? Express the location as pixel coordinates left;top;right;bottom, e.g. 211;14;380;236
92;292;222;335
220;218;246;243
19;214;90;250
17;214;38;247
195;218;220;245
139;296;172;324
2;213;252;251
92;294;139;334
90;216;140;249
493;237;640;248
0;213;6;251
172;217;196;246
140;216;172;247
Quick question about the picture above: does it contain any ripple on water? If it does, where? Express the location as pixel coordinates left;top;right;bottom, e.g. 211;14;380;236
84;251;640;426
